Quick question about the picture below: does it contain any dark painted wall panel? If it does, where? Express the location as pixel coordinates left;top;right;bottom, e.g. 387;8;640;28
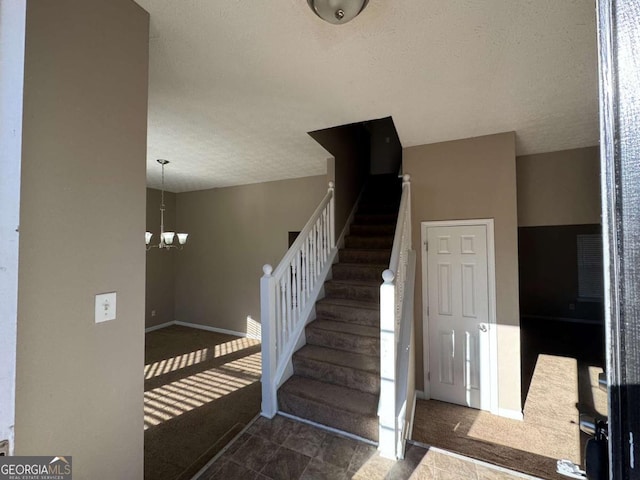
518;224;604;322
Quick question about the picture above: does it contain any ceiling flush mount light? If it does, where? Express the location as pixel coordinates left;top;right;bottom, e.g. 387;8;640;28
146;159;188;251
307;0;369;24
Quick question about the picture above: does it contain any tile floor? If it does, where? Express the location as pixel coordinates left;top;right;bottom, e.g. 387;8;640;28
195;415;538;480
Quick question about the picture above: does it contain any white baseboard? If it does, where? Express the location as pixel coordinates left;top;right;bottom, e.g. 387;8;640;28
407;392;418;440
174;320;261;340
144;321;175;333
145;319;261;340
415;390;427;400
496;407;524;421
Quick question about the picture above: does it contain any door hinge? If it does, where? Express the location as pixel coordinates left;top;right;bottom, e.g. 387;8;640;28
427;372;430;382
424;240;428;251
427;306;429;316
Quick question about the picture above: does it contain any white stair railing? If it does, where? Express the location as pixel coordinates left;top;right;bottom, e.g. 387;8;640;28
261;182;336;418
379;174;416;459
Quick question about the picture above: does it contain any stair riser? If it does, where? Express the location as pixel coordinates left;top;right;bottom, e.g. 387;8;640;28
315;303;379;327
353;214;397;225
360;193;401;203
358;203;400;215
293;356;380;395
361;188;401;199
345;236;393;249
340;250;390;265
350;224;396;236
305;327;380;357
324;282;379;302
332;265;385;283
278;392;378;442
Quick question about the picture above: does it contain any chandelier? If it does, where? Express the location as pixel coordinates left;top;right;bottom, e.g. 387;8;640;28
307;0;369;24
145;159;188;250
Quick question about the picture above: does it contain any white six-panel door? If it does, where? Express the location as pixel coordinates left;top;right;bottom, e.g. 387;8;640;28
426;224;491;410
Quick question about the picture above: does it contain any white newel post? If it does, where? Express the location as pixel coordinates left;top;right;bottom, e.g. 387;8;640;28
328;181;335;248
403;174;411;243
261;264;278;418
379;269;397;458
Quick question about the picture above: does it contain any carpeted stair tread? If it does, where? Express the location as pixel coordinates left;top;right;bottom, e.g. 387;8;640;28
279;377;378;415
315;298;380;327
350;224;396;236
292;346;380;393
326;278;381;288
353;213;398;225
316;297;378;310
294;345;379;374
358;203;400;215
339;248;391;264
345;235;394;249
324;279;380;302
331;263;387;282
307;319;379;338
278;376;379;440
340;247;392;253
306;319;380;356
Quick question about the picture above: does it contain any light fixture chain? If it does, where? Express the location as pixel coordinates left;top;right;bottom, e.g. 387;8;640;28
160;162;165;240
146;159;187;251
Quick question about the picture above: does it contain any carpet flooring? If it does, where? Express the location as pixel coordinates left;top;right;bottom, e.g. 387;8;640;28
412;354;607;480
144;325;262;480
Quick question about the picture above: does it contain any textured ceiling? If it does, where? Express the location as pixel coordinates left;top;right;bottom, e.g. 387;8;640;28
135;0;599;193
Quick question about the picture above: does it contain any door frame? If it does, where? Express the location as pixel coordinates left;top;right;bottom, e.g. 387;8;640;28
0;0;26;455
421;219;499;415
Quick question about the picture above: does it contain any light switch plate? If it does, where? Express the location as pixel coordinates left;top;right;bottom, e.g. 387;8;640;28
95;292;116;323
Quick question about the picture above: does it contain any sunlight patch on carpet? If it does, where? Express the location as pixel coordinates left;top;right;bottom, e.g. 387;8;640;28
144;352;261;429
466;355;580;462
144;337;260;379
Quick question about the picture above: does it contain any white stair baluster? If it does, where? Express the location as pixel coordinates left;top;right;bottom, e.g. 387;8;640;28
260;182;338;421
291;261;297;325
297;256;302;314
280;277;286;349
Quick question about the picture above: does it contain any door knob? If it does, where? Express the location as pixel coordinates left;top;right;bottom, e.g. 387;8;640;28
478;323;488;332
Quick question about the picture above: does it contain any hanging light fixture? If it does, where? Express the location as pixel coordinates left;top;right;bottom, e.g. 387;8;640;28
146;159;188;250
307;0;369;24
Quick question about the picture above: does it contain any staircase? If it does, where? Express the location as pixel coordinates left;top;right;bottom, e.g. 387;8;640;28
278;174;402;441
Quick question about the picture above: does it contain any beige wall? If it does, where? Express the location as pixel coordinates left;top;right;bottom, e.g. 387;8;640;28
175;175;327;333
517;146;601;226
404;132;521;412
146;188;177;328
15;2;148;479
